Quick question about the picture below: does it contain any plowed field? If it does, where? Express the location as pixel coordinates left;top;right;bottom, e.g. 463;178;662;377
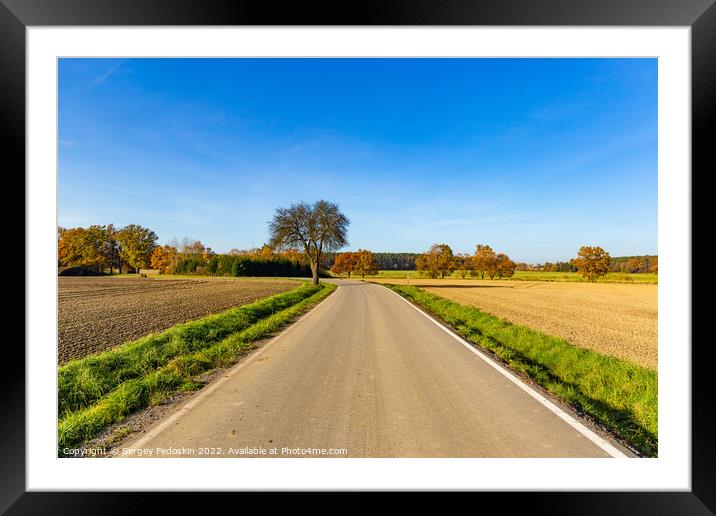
58;277;299;364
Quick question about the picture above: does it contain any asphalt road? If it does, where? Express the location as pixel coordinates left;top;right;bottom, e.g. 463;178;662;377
121;280;627;458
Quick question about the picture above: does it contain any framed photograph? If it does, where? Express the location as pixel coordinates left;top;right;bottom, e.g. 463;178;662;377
7;0;714;512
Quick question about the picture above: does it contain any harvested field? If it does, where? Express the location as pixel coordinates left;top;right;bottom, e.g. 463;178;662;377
58;277;299;364
369;277;657;370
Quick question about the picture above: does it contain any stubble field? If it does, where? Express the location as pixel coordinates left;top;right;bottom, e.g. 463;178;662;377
58;277;299;364
368;277;658;370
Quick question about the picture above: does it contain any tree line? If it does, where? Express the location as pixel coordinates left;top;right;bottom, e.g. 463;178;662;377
58;224;315;278
58;224;158;275
58;214;654;285
329;250;380;278
539;254;657;274
415;243;518;279
322;252;419;271
153;242;314;278
413;244;632;282
608;255;657;274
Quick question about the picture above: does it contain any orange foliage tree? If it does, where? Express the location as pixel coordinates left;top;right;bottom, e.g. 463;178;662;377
416;244;454;279
649;256;658;273
454;253;474;278
331;251;358;277
495;253;516;279
573;246;611;282
150;245;177;274
472;244;497;279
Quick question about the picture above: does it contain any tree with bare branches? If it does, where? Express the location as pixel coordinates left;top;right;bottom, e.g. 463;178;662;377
269;200;349;285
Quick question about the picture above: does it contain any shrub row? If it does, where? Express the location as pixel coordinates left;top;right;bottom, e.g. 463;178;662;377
175;255;315;277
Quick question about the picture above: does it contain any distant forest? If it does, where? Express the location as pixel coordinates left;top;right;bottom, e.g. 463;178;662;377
57;222;656;276
322;252;420;270
322;253;657;273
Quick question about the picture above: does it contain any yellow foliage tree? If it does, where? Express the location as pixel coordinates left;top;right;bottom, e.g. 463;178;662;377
150;245;177;274
354;249;379;278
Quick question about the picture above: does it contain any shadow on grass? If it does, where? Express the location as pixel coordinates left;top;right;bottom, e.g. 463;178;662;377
407;283;519;289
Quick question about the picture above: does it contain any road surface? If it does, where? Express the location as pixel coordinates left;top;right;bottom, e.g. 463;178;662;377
121;280;627;458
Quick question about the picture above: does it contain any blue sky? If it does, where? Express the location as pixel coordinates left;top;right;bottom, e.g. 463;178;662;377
58;58;657;263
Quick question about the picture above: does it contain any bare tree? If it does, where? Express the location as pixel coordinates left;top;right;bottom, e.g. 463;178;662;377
269;200;349;285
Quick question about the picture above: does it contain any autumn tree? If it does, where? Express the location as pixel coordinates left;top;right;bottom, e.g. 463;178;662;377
495;253;516;279
472;244;497;279
573;246;611;282
649;256;658;273
331;251;358;277
415;254;431;277
623;257;641;273
150;245;177;274
101;224;121;274
541;262;557;273
179;239;208;258
82;225;110;272
116;224;158;274
280;248;307;265
259;244;273;259
416;244;454;279
354;249;379;278
269;200;350;285
454;253;474;279
58;225;111;272
58;227;89;269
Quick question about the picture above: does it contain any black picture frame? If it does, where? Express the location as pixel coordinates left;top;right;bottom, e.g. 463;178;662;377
5;0;713;513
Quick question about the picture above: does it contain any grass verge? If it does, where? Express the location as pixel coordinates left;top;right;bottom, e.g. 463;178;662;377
387;284;658;457
58;282;336;453
59;282;322;415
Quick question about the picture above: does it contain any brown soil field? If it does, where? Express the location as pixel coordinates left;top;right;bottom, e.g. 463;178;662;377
58;277;299;364
368;277;658;370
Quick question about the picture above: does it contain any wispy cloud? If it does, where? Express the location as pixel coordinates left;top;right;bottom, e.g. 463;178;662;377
91;61;122;88
68;180;149;200
59;138;81;148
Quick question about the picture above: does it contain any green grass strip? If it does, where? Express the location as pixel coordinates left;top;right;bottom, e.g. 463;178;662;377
59;282;324;416
58;282;336;453
387;284;658;457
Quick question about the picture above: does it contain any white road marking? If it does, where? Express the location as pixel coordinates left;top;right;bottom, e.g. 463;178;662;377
383;285;629;458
